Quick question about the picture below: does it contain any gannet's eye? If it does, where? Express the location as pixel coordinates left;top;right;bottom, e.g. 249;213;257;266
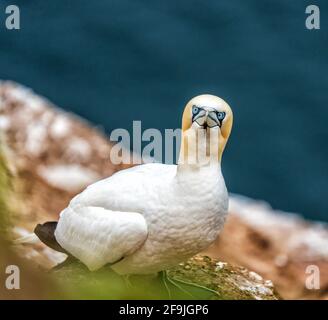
216;111;226;121
192;106;200;115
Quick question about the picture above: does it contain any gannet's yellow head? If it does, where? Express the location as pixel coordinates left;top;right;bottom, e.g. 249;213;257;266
179;94;233;165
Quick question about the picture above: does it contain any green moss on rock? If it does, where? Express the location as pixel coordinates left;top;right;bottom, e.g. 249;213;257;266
168;256;278;300
52;255;279;300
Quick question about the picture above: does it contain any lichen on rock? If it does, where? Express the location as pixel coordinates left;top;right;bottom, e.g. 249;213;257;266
167;256;278;300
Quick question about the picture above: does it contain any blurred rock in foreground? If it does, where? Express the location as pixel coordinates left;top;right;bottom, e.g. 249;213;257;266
1;81;327;299
53;255;278;300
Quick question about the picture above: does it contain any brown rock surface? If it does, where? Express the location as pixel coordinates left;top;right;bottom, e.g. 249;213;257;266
204;197;328;299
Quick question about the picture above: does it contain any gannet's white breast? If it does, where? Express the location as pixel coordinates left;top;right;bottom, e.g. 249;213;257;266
55;163;228;274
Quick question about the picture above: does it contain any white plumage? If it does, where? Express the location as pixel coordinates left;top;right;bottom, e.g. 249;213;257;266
54;94;233;274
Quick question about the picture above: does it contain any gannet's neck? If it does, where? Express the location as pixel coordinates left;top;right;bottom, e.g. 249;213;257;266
177;126;223;174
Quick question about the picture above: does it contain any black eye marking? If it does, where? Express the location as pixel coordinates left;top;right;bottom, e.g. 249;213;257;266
192;105;200;115
192;105;203;122
216;111;226;121
215;111;226;127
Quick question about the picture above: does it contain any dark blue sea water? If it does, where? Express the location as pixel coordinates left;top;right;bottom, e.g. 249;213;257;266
0;1;327;221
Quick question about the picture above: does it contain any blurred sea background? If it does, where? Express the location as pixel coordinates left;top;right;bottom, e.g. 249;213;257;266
0;0;327;221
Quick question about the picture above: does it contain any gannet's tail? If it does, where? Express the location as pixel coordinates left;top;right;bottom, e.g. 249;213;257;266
14;222;68;255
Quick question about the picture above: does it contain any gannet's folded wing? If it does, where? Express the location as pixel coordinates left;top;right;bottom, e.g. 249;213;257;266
55;206;148;271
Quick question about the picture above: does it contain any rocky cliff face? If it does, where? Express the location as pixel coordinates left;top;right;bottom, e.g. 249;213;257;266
205;196;328;299
0;82;327;299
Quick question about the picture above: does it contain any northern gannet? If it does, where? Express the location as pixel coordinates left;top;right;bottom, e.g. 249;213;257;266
36;94;233;276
